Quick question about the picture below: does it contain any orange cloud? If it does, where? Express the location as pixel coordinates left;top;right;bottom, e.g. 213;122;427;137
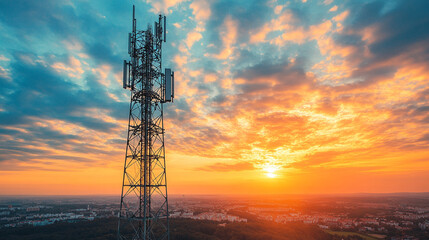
147;0;186;14
51;56;85;79
196;162;255;172
190;0;211;22
185;31;202;48
213;16;238;60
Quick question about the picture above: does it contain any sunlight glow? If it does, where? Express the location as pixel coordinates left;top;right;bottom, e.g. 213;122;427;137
266;172;277;178
263;165;279;178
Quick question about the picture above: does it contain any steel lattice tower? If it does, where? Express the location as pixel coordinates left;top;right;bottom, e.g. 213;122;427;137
118;5;174;240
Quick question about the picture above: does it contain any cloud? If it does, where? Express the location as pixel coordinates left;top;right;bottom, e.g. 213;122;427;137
146;0;187;14
185;31;202;48
168;0;429;176
324;0;333;5
212;16;238;60
0;49;128;170
196;162;255;172
0;55;10;61
190;0;211;23
235;57;313;93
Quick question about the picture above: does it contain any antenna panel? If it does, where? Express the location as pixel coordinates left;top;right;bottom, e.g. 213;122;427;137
155;22;158;38
164;16;166;42
128;33;132;54
172;71;174;99
123;60;128;89
165;68;172;102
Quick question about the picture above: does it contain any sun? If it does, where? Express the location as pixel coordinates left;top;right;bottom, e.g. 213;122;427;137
263;165;279;178
266;172;277;178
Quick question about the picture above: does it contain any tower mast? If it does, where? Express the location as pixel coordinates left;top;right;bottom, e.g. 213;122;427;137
118;5;174;240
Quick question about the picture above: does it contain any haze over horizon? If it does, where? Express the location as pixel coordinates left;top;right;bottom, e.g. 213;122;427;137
0;0;428;196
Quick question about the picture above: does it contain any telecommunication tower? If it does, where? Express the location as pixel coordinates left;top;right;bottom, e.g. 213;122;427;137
118;5;175;240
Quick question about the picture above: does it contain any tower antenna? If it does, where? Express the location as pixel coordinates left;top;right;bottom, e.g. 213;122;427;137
118;5;175;240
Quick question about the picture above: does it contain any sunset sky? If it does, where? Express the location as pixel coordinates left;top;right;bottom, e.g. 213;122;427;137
0;0;428;195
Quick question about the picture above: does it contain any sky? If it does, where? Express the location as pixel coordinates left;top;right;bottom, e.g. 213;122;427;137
0;0;428;195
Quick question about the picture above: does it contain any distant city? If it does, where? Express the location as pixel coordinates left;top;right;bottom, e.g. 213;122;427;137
1;193;428;239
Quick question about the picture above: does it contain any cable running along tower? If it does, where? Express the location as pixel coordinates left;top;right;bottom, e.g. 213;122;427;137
118;5;175;240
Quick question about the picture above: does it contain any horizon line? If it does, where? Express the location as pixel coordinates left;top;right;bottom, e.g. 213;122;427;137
1;191;429;198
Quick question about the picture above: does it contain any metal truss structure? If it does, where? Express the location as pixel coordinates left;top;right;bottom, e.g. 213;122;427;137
118;5;174;240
